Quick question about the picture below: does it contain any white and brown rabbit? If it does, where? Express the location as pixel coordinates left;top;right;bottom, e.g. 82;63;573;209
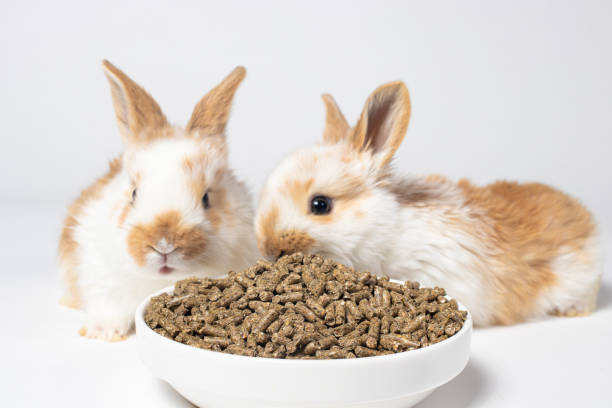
58;61;258;340
255;81;601;326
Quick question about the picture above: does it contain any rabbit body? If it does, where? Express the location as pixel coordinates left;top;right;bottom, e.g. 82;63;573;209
59;62;258;340
255;82;601;326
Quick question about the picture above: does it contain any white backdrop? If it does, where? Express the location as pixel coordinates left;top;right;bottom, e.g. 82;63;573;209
1;0;611;233
2;2;612;407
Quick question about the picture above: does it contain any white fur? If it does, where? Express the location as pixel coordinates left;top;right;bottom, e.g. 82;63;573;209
63;134;258;340
536;234;602;316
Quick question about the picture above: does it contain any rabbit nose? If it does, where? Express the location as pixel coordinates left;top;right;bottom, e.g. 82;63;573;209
151;246;178;256
152;238;178;255
273;230;315;258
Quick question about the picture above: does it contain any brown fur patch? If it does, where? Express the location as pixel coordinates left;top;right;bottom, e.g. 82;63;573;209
127;210;207;266
458;180;596;324
256;205;280;257
206;188;231;231
102;60;170;144
190;174;207;203
183;157;195;172
117;202;132;226
186;66;246;136
322;94;350;144
182;145;227;201
386;177;452;207
117;176;140;227
183;150;233;232
286;178;314;213
349;81;411;169
59;157;123;308
183;151;210;199
425;174;447;183
181;148;217;172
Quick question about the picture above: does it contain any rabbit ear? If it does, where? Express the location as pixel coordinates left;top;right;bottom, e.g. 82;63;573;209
350;81;411;169
186;66;246;136
321;94;350;144
102;60;169;144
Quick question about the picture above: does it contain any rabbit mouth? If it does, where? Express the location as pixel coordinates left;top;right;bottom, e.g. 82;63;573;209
159;265;174;274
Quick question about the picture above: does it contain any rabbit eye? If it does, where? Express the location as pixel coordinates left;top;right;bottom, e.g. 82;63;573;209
131;188;137;203
202;192;210;209
310;195;332;215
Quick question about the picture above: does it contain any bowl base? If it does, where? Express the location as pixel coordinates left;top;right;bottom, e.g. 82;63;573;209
173;384;434;408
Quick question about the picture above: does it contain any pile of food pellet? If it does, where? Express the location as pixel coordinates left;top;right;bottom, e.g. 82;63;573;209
144;253;467;359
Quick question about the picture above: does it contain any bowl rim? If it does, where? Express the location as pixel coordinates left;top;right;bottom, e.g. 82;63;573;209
135;285;472;367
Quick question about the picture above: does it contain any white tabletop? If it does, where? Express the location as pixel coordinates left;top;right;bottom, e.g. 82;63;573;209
2;203;610;407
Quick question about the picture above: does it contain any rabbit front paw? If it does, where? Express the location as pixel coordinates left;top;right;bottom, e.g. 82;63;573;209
80;314;133;342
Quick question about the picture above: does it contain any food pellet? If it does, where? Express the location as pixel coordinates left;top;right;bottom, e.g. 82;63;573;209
144;253;467;359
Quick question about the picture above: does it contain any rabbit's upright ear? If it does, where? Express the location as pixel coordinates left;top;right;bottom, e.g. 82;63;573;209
102;60;169;144
321;94;350;144
186;66;246;136
350;81;411;169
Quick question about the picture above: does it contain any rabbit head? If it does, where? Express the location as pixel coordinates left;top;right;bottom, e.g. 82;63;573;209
102;61;255;278
255;81;411;264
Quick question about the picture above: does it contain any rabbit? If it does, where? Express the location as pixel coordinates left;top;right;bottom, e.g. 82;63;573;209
58;61;259;340
254;80;602;326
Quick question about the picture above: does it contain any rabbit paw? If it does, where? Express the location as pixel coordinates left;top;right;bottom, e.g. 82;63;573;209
551;306;594;317
80;316;133;342
79;326;128;342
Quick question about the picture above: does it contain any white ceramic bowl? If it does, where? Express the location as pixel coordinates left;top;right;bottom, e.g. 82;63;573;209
135;286;472;408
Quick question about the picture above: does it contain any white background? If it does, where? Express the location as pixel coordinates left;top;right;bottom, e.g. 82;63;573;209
1;1;610;407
